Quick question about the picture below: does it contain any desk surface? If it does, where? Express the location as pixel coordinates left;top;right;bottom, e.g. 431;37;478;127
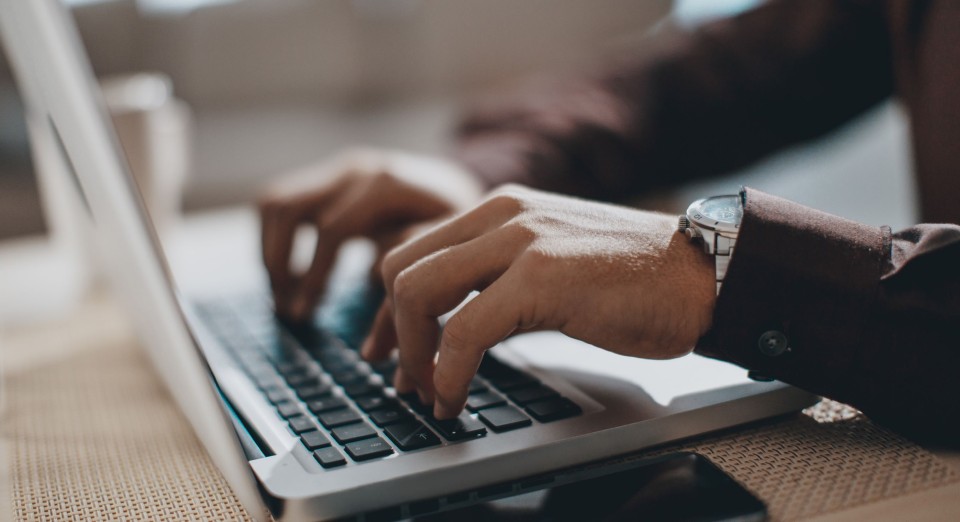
2;290;958;521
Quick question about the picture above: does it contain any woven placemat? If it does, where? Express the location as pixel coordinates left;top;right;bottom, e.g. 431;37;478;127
1;297;957;521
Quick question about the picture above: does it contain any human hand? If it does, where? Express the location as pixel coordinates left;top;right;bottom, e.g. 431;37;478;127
259;148;484;321
363;185;717;418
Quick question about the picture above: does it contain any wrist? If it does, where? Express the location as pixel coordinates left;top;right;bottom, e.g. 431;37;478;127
673;229;718;337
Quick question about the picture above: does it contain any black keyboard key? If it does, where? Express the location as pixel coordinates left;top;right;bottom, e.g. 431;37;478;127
331;369;367;385
478;357;540;391
317;408;363;428
276;402;303;419
342;381;381;398
508;385;559;405
369;359;398;377
296;383;332;401
399;393;432;415
383;420;442;451
266;388;296;404
325;352;360;368
262;340;301;366
286;372;321;388
306;396;348;414
319;352;358;372
286;326;330;353
477;355;511;377
354;395;394;412
478;405;532;432
427;412;487;441
345;436;394;461
466;392;506;412
369;406;413;427
288;415;318;434
259;382;286;395
300;430;331;450
253;374;286;390
331;422;378;444
525;397;582;422
487;373;539;392
275;361;303;375
243;360;272;375
313;447;347;468
468;378;488;394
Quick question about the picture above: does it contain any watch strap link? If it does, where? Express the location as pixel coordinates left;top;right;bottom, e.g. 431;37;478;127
714;235;735;293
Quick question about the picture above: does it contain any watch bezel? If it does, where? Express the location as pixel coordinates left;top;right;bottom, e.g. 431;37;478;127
685;195;742;236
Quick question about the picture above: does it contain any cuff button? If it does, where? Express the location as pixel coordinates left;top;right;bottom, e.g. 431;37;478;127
758;330;789;357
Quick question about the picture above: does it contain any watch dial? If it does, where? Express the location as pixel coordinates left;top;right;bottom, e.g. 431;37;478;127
699;195;743;224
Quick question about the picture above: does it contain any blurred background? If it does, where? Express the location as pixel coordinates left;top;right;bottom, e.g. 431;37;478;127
0;0;916;325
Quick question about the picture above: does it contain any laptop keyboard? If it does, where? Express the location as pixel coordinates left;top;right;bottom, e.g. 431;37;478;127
194;290;582;470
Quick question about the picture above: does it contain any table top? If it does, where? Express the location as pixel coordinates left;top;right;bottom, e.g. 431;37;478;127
2;290;958;521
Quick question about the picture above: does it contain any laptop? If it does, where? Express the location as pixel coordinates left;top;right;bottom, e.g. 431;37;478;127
0;0;818;520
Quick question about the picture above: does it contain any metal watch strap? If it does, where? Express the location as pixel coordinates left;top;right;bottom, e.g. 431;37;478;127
714;235;735;294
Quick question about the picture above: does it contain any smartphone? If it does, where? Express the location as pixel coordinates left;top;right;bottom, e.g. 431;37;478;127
419;452;766;522
538;452;767;522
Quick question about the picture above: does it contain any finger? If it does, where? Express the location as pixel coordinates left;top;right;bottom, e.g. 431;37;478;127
260;177;350;299
360;300;397;362
391;228;521;406
260;202;302;294
285;232;345;321
393;364;418;397
369;226;412;283
433;268;531;418
381;193;521;297
282;177;377;320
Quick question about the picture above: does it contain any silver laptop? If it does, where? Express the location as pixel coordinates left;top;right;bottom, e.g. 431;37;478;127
0;1;817;520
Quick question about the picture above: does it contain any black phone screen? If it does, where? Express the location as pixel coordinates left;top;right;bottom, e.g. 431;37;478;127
539;452;766;522
421;452;766;522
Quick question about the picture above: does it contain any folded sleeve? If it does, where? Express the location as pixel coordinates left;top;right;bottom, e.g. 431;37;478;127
696;187;960;442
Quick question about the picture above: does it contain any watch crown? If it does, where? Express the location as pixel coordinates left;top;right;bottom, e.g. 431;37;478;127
685;227;702;240
678;215;690;232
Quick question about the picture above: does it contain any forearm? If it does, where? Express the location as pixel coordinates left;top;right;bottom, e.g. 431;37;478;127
455;0;893;200
696;188;960;442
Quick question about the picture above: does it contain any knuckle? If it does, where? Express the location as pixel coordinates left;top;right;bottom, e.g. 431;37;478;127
519;247;555;273
483;189;527;216
391;267;420;307
380;247;405;289
441;314;473;354
491;182;528;196
502;218;538;243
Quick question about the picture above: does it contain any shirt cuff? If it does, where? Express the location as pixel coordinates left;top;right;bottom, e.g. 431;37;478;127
695;187;887;402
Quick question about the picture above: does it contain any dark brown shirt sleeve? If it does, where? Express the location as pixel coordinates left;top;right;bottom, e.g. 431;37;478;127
455;0;893;200
697;188;960;442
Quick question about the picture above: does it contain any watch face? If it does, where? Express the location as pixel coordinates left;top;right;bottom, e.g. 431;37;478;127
697;195;742;225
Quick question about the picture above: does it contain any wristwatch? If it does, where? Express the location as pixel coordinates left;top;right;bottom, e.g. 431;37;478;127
678;190;745;294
